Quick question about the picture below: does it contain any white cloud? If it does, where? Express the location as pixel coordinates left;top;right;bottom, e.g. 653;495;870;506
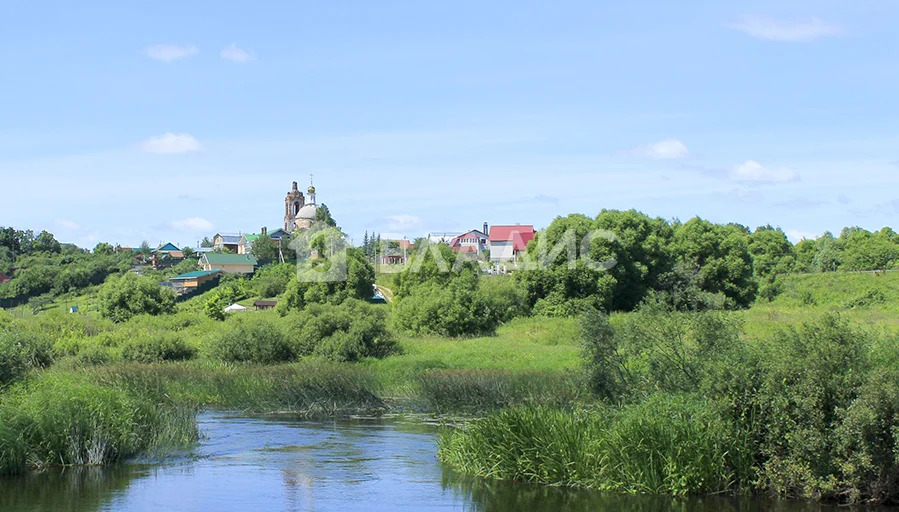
145;44;199;62
220;44;254;63
729;15;842;42
385;214;424;232
634;139;689;159
785;229;819;244
730;160;799;183
55;219;79;230
169;217;214;232
141;133;202;154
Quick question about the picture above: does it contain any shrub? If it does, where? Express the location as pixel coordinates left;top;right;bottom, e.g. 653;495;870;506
121;332;196;363
393;276;501;337
210;315;291;363
478;276;529;321
0;329;54;387
97;273;175;322
282;300;395;361
581;304;742;399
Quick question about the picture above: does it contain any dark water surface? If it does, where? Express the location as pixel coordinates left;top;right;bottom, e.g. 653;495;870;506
0;412;891;511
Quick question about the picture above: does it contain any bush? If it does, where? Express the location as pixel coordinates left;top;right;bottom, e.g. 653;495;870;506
0;329;54;387
581;304;742;400
97;273;175;322
251;263;294;298
393;275;501;337
210;315;291;364
282;300;395;361
478;276;529;321
121;332;196;363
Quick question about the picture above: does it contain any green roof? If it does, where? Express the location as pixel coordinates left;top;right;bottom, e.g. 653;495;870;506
155;242;180;252
170;270;221;280
244;234;261;242
202;253;258;266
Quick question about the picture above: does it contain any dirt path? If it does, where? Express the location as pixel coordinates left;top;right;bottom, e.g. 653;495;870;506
376;285;394;302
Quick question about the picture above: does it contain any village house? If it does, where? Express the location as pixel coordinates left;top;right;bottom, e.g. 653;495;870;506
212;234;242;253
449;223;489;257
168;269;222;295
200;253;258;274
238;227;290;255
427;232;460;245
488;225;536;262
0;272;11;284
380;239;413;265
152;242;183;259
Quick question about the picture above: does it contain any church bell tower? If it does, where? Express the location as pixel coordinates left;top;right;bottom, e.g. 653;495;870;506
284;181;305;232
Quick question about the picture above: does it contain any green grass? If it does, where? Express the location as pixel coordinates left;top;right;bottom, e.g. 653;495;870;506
365;316;582;395
439;395;751;496
0;371;197;475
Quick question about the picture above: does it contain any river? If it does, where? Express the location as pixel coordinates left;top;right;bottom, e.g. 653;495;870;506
0;411;889;511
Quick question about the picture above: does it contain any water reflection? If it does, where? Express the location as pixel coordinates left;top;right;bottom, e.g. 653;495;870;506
442;469;874;512
0;466;138;512
0;413;891;512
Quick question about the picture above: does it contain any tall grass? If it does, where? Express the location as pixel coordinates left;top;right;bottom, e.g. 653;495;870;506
418;369;583;414
439;395;752;496
0;372;197;475
84;360;386;417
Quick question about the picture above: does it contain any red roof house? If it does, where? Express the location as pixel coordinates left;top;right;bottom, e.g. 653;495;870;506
449;229;488;256
488;225;536;262
0;272;11;284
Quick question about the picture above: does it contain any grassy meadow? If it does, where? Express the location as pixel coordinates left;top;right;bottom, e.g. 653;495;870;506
3;270;899;502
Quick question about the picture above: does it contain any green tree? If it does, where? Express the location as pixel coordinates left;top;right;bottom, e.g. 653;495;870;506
31;231;61;254
671;217;756;307
277;248;375;313
840;227;899;271
251;235;279;261
812;232;843;272
200;237;214;248
316;203;337;227
97;273;176;322
93;242;115;255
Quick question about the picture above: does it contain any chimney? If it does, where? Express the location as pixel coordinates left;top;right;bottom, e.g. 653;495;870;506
262;227;267;235
483;222;488;234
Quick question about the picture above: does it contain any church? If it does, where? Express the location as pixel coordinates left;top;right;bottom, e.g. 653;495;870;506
284;180;319;231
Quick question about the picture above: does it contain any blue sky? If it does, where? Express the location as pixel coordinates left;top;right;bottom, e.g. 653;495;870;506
1;1;897;248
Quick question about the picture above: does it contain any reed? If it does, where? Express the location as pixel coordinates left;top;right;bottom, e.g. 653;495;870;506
0;371;197;475
439;394;752;496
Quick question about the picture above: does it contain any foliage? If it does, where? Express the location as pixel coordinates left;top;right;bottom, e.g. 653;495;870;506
203;276;251;320
281;300;395;361
393;273;501;337
478;276;529;321
251;263;293;298
439;395;748;496
97;273;176;322
419;370;581;414
671;218;756;307
120;332;196;363
251;235;279;261
210;315;292;364
315;203;337;228
277;248;374;313
0;372;197;475
0;329;54;388
581;304;742;400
